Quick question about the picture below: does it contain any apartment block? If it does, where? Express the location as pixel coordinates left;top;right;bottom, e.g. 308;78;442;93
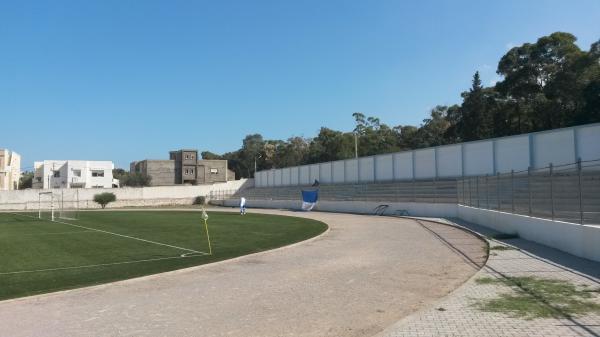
33;160;118;189
130;149;234;186
0;149;21;190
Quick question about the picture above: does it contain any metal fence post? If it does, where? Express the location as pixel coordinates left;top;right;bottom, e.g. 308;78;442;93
496;172;500;211
511;170;515;213
528;167;532;216
433;178;437;204
485;174;489;209
549;163;554;221
462;177;465;205
476;177;480;208
578;159;583;225
469;178;472;206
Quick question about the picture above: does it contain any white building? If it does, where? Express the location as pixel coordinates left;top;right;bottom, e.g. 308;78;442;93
33;160;119;189
0;149;21;190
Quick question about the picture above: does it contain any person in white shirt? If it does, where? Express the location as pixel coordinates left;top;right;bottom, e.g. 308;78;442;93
240;197;247;215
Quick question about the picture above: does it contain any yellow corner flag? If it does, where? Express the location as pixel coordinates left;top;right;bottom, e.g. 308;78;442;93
201;208;212;255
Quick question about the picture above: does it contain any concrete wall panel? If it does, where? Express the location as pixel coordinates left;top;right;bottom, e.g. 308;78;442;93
290;167;299;186
345;159;359;183
375;154;394;181
332;161;345;183
414;149;436;179
464;141;494;176
436;145;462;177
282;168;291;186
267;170;274;186
576;124;600;161
533;129;575;167
359;157;375;182
319;163;332;183
495;136;530;173
309;164;320;184
274;170;282;186
299;166;310;185
394;152;413;180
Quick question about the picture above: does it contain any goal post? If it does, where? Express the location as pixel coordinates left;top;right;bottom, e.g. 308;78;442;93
38;189;80;221
38;191;55;221
58;188;79;220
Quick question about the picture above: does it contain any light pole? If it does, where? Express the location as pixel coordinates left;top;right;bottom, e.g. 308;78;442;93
254;154;262;178
354;132;358;158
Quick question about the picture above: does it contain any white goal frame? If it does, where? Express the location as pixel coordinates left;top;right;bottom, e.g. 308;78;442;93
38;191;55;221
38;189;80;221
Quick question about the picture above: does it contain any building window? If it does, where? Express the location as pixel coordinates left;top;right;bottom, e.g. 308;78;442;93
184;169;189;175
191;154;195;159
72;169;81;177
210;168;218;174
53;171;60;178
36;177;42;182
185;154;189;159
190;168;194;174
92;170;104;177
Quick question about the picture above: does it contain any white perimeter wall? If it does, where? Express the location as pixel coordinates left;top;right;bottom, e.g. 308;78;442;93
0;179;253;210
255;123;600;187
458;206;600;262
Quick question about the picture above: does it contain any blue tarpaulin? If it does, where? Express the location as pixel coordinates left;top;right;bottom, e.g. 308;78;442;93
301;190;319;211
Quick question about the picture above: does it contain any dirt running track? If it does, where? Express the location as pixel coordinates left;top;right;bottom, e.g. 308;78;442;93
0;209;486;337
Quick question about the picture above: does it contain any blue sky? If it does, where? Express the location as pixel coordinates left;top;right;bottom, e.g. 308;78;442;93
2;0;599;170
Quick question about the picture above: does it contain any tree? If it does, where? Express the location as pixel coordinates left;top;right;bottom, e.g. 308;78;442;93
456;72;494;141
200;32;600;172
200;151;224;160
93;192;116;209
308;127;354;163
275;137;309;167
116;171;152;187
414;106;451;147
496;32;592;132
239;134;266;177
19;171;33;189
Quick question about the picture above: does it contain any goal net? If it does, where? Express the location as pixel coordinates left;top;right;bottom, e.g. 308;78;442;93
38;189;80;221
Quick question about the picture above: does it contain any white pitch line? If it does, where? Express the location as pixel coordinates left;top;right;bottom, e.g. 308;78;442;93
2;230;95;237
0;253;208;276
11;212;205;256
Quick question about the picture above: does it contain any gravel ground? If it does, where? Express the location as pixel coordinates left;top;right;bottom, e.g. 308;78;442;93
0;209;485;337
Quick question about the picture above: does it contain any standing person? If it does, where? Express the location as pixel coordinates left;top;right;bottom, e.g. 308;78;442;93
240;196;247;215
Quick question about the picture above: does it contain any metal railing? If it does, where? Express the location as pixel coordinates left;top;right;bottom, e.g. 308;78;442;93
209;189;237;201
457;159;600;225
229;159;600;225
228;178;458;204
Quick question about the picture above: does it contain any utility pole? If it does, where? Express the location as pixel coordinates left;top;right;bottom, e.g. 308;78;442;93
254;154;262;178
354;133;358;158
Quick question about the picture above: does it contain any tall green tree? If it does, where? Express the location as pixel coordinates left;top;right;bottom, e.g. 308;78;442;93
457;72;494;141
204;32;600;175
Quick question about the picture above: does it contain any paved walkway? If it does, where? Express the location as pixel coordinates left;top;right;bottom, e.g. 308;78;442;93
379;219;600;337
0;210;485;337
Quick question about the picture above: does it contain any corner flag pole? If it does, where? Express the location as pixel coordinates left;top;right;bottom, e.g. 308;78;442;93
201;208;213;255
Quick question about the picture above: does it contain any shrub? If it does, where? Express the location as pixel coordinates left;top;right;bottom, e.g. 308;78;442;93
119;172;152;187
193;196;206;205
94;192;117;209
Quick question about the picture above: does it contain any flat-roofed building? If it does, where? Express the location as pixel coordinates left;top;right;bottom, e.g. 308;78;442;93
0;149;21;190
130;149;235;186
33;160;119;189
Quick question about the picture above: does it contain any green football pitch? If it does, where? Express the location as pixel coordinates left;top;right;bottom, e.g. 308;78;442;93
0;210;327;301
